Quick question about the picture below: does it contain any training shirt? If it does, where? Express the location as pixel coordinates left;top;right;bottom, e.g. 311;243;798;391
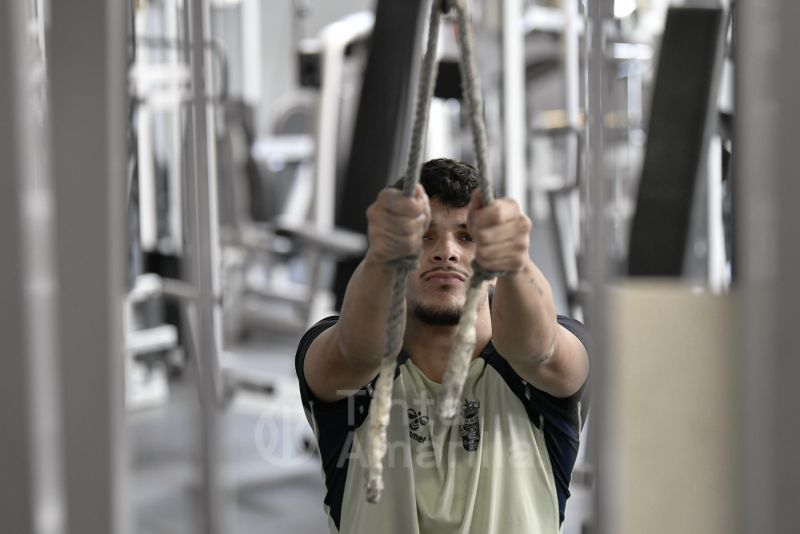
296;315;589;534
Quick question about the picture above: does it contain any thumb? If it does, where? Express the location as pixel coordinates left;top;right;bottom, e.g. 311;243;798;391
468;189;482;219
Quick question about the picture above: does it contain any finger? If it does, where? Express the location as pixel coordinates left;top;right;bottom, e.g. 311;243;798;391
382;191;427;218
476;239;528;261
414;183;428;202
467;189;482;222
474;218;531;246
471;198;523;229
474;252;527;273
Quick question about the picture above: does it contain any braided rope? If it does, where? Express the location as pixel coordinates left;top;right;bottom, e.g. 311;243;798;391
365;0;498;500
365;0;443;503
437;0;498;419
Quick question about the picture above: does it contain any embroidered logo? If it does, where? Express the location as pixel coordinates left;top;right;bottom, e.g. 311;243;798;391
407;408;429;444
459;399;481;451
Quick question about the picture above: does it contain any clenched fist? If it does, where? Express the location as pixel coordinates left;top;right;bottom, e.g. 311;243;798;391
365;184;431;264
467;191;532;274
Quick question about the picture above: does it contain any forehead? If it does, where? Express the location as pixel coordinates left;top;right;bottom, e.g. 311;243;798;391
428;198;468;228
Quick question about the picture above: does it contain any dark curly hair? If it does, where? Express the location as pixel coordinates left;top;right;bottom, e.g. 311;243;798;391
392;158;481;208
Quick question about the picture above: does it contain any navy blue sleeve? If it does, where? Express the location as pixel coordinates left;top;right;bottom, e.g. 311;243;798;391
483;314;591;525
295;316;374;529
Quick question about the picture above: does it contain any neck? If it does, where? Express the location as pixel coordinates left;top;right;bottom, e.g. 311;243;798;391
403;306;492;383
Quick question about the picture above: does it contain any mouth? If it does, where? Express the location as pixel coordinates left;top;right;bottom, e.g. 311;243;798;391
421;269;467;283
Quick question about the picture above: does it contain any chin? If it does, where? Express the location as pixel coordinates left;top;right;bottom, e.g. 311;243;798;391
411;303;463;326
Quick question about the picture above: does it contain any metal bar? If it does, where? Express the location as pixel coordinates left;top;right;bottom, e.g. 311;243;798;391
182;0;230;532
0;1;65;532
165;0;185;253
241;0;263;106
314;11;375;231
736;1;800;533
707;135;727;292
48;0;128;531
583;1;615;533
501;0;527;214
563;0;580;190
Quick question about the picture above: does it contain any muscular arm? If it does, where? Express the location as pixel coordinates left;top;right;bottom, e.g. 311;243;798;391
303;186;430;402
491;259;588;398
469;192;588;398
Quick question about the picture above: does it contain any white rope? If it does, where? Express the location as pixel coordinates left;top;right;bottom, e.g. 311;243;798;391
437;0;500;419
365;0;443;503
365;0;499;501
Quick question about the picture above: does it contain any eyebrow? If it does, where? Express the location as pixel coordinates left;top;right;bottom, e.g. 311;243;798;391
427;222;468;230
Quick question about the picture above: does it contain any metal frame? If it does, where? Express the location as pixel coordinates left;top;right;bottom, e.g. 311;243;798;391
501;0;527;214
49;0;128;532
314;11;375;230
583;1;615;533
180;0;231;532
0;1;65;532
736;1;800;533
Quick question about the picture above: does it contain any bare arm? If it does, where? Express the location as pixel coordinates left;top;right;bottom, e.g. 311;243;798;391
303;185;430;402
491;259;588;398
468;192;588;398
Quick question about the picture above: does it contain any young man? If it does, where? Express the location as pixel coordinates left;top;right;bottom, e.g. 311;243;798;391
296;158;590;533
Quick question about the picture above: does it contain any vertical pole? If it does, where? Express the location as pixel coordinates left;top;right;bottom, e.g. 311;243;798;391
583;0;615;533
737;1;800;533
182;0;229;532
501;0;527;214
0;1;65;533
165;0;185;253
563;0;581;189
48;0;128;532
241;0;263;110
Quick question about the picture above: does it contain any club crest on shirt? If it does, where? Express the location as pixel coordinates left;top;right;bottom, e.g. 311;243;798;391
459;399;481;451
407;408;429;444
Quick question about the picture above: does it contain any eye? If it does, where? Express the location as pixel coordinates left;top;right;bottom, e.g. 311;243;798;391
422;233;432;242
459;233;474;243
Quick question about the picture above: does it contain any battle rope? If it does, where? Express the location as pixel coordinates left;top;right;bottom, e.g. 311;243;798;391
364;0;497;503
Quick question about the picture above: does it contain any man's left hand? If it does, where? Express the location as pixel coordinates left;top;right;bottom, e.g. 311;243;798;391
467;191;532;274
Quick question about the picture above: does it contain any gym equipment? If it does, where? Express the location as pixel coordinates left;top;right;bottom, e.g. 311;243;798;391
331;0;431;310
219;12;371;341
627;6;725;276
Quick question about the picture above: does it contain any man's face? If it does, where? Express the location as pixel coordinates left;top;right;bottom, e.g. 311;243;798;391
406;198;483;326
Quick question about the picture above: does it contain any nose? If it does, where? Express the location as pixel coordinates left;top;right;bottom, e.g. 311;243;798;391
431;235;459;264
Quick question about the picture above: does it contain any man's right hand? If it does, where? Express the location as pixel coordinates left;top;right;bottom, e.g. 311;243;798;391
303;184;429;402
365;184;431;264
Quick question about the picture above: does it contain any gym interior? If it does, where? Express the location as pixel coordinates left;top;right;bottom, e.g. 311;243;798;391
2;0;798;533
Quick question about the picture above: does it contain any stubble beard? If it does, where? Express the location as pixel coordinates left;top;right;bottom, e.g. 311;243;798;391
411;302;463;326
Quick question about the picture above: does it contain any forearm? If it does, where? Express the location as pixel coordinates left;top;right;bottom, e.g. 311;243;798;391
490;258;558;365
337;251;405;368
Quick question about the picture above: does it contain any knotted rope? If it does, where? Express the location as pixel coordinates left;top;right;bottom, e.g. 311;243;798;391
365;0;497;502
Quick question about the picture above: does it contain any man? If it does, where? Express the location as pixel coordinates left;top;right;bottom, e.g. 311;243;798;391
296;158;590;533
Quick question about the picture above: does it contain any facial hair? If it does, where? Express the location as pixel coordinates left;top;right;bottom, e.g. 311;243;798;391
412;303;462;326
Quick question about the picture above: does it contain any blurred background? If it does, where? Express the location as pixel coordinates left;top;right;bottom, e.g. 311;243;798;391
2;0;798;533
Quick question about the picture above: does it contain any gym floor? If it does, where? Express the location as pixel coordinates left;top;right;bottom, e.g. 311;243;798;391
128;327;329;534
